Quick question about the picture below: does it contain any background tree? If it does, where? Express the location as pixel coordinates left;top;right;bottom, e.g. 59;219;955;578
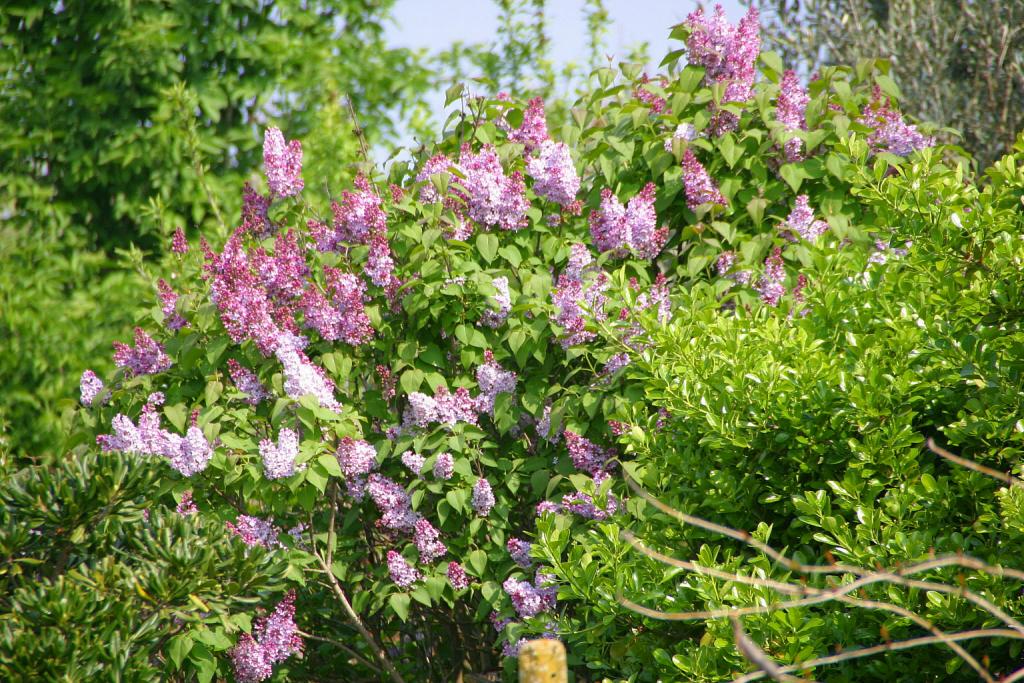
755;0;1024;168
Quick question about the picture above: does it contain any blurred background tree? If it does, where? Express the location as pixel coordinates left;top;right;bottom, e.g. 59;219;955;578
755;0;1024;169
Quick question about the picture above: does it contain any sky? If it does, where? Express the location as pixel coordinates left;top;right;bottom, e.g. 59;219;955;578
386;0;747;70
382;0;746;155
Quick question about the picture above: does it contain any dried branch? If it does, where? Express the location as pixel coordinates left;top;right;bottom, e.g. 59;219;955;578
730;617;817;682
926;437;1024;488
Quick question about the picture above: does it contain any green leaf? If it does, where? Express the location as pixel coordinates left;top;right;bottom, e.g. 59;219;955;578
167;634;192;670
389;592;411;621
468;549;487;576
318;453;342;477
779;163;807;192
476;233;499;264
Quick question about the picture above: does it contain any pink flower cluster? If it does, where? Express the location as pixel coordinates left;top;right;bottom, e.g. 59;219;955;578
781;195;829;242
474;352;517;415
564;431;616;475
242;183;273;238
263;127;304;198
633;73;668;113
681;149;726;210
589;183;666;260
274;332;341;412
259;427;300;480
507;537;533;568
509;97;549;151
175;490;197;516
300;266;374;345
447;561;469;590
97;396;212;477
401;450;425;476
457;144;529;231
171;227;189;254
387;550;422;589
858;87;934;157
157;279;187;331
113;327;172;377
230;591;303;683
755;246;787;306
337;438;378;496
472;478;495;516
684;5;761;133
777;70;810;161
366;473;418;531
326;175;387;246
402;386;479;430
227;359;271;405
551;244;609;347
226;514;282;549
527;140;581;208
80;369;104;407
503;572;557;618
413;518;447;563
433;452;455;480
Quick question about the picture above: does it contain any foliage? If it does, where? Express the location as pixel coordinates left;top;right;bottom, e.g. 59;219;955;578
539;138;1024;680
755;0;1024;169
52;8;958;682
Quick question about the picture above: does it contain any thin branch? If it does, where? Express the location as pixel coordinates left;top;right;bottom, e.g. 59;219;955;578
926;437;1023;487
731;617;818;683
297;630;381;675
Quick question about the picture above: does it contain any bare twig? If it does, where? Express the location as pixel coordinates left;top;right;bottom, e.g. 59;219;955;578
731;617;818;682
926;437;1023;487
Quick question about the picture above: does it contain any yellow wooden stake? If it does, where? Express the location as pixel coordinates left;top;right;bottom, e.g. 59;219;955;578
518;639;568;683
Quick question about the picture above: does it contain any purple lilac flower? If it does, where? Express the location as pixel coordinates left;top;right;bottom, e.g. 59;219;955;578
457;144;529;231
858;87;934;157
300;267;374;345
507;538;533;568
564;431;616;475
681;149;726;209
274;332;341;412
416;153;454;204
755;247;786;307
171;227;188;254
600;352;631;378
474;353;517;415
401;450;426;476
481;275;512;328
777;70;810;161
157;281;186;333
230;591;302;683
79;369;104;407
97;399;212;477
537;405;560;444
112;327;172;376
433;452;455;480
716;250;737;275
536;500;562;515
227;359;271;405
263;127;304;198
509;97;549;151
782;195;829;242
413;518;447;563
527;140;580;207
387;550;421;589
685;5;760;133
367;474;418;531
337;438;378;480
447;561;469;590
176;490;197;516
327;175;387;247
472;478;495;516
226;515;282;549
242;182;274;238
503;572;557;619
434;386;479;425
551;244;609;347
634;73;667;113
260;427;300;480
231;635;271;683
589;184;666;260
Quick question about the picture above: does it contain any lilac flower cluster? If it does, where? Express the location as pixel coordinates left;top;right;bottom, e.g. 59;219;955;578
79;369;104;407
416;153;454;204
684;5;761;133
263;127;304;198
171;227;189;254
781;195;829;243
327;175;387;246
457;144;529;232
755;247;787;306
112;327;172;377
401;450;425;476
433;452;455;480
413;518;447;563
259;427;300;480
242;183;274;238
480;276;512;328
507;538;533;568
274;332;341;412
230;591;303;683
564;431;616;475
366;474;418;531
226;514;282;549
589;184;667;260
97;397;212;477
227;359;271;405
502;572;557;619
776;70;810;161
716;251;737;275
664;123;697;152
537;405;560;444
681;149;727;210
472;478;495;516
633;73;668;113
337;438;378;496
527;140;581;208
402;386;479;430
387;550;422;589
447;561;469;590
858;87;934;157
300;266;374;345
474;352;517;415
509;97;549;151
551;244;609;347
157;279;187;331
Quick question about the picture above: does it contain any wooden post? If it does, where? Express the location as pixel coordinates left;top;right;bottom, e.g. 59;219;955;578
518;639;567;683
